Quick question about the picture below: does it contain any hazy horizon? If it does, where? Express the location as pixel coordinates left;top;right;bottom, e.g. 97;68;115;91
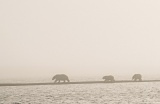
1;0;160;79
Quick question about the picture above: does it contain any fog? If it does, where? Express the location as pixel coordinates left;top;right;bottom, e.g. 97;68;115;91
0;0;160;79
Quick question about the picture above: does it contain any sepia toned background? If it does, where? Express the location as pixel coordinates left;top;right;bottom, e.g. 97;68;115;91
0;0;160;79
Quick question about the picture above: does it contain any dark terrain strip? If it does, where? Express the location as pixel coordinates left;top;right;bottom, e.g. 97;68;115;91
0;80;160;87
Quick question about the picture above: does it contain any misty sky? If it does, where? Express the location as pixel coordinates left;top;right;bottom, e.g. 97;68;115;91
0;0;160;78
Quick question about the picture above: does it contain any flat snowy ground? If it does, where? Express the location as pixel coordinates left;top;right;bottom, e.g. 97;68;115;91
0;82;160;104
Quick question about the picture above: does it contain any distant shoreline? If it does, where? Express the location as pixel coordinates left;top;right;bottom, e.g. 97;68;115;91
0;80;160;87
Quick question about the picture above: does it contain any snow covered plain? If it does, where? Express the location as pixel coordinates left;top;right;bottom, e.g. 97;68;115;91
0;82;160;104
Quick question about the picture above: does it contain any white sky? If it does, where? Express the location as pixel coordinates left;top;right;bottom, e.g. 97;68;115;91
0;0;160;78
